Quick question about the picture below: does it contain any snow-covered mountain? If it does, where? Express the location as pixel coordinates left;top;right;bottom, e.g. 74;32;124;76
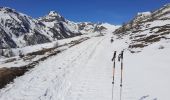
114;3;170;53
0;7;118;50
0;7;52;49
38;11;81;39
38;11;119;37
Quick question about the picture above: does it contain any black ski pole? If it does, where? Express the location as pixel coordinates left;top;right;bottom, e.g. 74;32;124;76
112;51;116;84
119;51;124;100
111;51;116;100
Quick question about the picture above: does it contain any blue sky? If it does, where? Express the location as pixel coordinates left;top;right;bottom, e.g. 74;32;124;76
0;0;169;25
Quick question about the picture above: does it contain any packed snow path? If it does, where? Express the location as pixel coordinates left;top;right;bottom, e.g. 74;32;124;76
0;35;114;100
0;34;170;100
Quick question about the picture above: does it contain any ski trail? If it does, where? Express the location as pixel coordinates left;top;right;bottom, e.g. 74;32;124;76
64;35;114;100
0;36;106;100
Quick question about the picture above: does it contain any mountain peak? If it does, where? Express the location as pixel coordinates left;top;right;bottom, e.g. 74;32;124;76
0;7;16;13
48;11;61;17
38;10;65;22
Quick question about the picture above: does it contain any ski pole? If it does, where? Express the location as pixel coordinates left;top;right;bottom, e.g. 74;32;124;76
112;51;116;84
111;51;116;100
120;51;123;87
119;51;124;100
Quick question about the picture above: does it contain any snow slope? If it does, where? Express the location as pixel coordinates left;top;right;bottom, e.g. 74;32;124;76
0;4;170;100
0;32;170;100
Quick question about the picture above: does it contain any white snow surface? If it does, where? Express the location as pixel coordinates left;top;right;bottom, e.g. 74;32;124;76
0;33;170;100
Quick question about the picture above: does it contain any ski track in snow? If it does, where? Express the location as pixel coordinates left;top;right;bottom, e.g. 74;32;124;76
0;33;170;100
0;35;113;100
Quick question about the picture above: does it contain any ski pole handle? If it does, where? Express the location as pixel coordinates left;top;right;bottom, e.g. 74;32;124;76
112;51;116;61
121;51;124;59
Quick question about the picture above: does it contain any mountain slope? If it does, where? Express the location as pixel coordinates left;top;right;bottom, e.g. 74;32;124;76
0;7;52;49
0;8;82;49
114;4;170;53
